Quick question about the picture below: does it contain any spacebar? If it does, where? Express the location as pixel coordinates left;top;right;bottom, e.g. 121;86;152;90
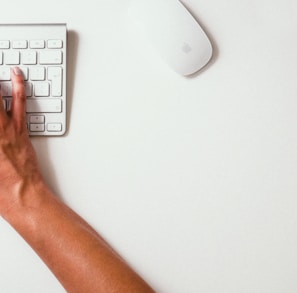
26;99;62;113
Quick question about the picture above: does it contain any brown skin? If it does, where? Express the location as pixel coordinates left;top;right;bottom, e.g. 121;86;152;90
0;67;155;293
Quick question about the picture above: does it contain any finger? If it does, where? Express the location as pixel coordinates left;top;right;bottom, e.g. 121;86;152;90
0;87;9;129
0;85;6;113
11;67;27;132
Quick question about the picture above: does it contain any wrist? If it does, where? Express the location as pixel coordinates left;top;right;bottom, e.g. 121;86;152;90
0;176;51;223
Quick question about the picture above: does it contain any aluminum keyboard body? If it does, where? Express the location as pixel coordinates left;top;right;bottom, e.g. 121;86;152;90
0;23;67;136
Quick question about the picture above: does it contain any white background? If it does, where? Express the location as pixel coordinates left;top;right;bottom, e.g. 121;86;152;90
0;0;297;292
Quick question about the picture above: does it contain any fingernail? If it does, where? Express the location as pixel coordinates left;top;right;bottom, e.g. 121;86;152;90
12;67;22;75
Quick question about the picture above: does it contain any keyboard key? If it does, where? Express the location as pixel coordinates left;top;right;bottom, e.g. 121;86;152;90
30;40;45;49
1;82;12;96
12;40;28;49
26;98;62;113
47;123;62;132
48;40;63;49
0;40;9;49
25;82;33;96
22;51;37;64
39;50;62;64
48;67;62;96
30;124;45;132
5;51;20;65
30;66;45;80
34;82;50;96
0;67;10;80
29;115;45;123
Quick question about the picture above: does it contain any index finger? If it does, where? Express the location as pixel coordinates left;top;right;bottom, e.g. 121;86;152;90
11;67;27;132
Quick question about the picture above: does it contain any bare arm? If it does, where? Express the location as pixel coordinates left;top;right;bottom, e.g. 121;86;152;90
0;67;155;293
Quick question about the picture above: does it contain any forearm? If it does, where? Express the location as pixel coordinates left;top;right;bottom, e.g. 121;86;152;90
2;181;154;293
0;68;154;292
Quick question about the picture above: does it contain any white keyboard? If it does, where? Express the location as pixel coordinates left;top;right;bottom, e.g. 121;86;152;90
0;23;67;136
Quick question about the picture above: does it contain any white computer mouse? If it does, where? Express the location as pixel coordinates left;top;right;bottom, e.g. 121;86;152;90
128;0;213;76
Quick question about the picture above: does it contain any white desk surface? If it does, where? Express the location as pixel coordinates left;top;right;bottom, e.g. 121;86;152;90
0;0;297;292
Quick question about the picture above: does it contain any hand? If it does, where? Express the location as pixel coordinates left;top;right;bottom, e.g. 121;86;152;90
0;67;42;216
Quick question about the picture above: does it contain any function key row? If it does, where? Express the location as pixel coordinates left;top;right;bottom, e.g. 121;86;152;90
0;39;63;49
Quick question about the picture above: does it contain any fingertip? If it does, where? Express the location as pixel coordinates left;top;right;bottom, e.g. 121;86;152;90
11;67;25;94
11;67;24;80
